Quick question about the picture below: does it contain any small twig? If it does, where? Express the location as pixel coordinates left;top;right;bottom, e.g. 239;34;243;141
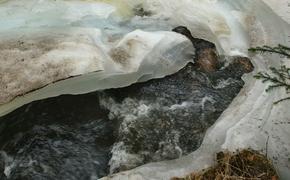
274;97;290;104
266;136;270;159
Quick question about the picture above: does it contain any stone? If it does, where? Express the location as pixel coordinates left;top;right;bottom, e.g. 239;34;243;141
173;26;219;72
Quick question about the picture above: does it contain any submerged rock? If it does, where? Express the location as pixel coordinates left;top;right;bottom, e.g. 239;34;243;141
101;55;253;173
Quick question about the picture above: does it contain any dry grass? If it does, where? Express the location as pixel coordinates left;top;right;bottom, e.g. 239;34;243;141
172;149;279;180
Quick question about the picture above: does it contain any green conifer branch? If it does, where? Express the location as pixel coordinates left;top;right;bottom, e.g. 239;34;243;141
249;44;290;58
250;44;290;104
254;67;290;92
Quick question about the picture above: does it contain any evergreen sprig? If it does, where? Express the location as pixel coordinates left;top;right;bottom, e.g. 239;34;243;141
249;44;290;58
250;44;290;104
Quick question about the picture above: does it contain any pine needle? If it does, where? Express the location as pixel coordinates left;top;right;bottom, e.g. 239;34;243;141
250;45;290;104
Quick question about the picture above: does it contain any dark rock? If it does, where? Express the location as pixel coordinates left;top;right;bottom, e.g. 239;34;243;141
231;56;255;73
172;26;216;50
196;48;219;72
172;26;220;72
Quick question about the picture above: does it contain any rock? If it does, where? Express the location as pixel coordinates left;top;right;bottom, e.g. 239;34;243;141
172;26;220;72
196;48;219;72
231;56;255;73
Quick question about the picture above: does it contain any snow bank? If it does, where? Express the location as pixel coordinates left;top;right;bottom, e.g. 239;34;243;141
0;0;289;179
101;0;290;179
0;0;194;116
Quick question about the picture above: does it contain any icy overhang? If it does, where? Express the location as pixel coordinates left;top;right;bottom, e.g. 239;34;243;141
0;0;290;179
0;0;194;116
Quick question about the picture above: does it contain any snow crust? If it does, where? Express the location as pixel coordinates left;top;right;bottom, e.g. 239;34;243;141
0;0;194;116
101;0;290;179
0;0;289;179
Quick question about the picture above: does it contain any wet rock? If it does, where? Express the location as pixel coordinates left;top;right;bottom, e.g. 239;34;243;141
231;56;254;73
102;57;253;173
172;26;220;72
196;48;219;72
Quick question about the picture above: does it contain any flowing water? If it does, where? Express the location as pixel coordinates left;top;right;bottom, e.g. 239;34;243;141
0;93;115;179
0;0;289;180
0;59;251;179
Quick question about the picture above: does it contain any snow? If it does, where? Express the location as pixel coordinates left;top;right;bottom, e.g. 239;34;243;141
0;0;289;179
0;0;194;116
101;0;290;179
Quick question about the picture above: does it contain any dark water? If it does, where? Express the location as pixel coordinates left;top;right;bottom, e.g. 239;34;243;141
0;93;116;180
0;58;251;179
102;62;247;173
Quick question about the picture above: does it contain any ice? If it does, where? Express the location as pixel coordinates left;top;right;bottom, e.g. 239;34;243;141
0;0;194;116
0;0;289;179
100;0;290;179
